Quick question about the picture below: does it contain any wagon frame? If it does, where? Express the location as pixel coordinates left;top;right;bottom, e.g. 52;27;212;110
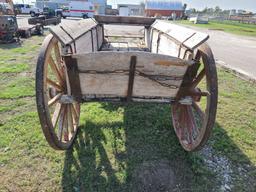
36;15;218;152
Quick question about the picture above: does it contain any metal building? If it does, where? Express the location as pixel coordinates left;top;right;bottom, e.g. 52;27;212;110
118;4;144;16
145;0;183;17
35;0;106;14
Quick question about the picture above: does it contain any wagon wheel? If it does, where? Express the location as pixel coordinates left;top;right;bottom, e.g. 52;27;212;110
171;43;218;152
36;34;80;150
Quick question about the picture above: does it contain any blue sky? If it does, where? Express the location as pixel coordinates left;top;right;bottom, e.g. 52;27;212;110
108;0;256;12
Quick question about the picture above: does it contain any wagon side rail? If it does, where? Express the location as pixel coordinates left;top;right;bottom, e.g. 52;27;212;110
94;15;156;26
49;18;103;54
146;20;209;59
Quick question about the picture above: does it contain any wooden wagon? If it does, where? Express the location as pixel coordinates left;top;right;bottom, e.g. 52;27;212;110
36;15;218;152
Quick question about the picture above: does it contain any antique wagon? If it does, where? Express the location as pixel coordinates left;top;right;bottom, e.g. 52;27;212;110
36;15;218;152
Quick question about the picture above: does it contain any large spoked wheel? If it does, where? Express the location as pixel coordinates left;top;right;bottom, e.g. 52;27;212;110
171;43;218;152
36;34;80;150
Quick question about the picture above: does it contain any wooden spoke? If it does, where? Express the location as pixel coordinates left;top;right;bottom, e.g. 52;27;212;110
186;107;195;143
71;103;78;122
185;106;193;144
200;91;210;97
47;78;63;91
48;93;62;107
53;43;66;81
63;110;69;142
48;55;64;84
178;106;185;141
54;43;61;66
51;103;62;129
63;65;71;95
67;104;74;134
187;106;199;138
192;101;205;120
57;105;66;141
191;68;205;88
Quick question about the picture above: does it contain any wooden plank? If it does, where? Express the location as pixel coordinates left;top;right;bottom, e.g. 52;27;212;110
96;25;103;49
73;51;189;98
73;51;190;77
151;20;209;50
151;29;159;53
101;42;129;51
50;18;97;45
64;56;82;101
184;33;209;50
157;34;179;57
79;73;181;98
144;27;151;49
74;32;93;53
94;15;156;26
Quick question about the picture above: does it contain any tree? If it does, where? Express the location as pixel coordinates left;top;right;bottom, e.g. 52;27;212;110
183;3;187;11
191;8;197;13
202;7;208;13
214;6;221;14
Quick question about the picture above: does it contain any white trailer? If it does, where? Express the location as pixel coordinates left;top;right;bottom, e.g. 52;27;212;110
61;1;95;19
119;6;129;16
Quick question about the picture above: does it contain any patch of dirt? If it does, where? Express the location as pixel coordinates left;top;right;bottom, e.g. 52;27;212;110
199;145;233;191
208;29;224;31
241;29;254;33
199;145;256;191
131;159;193;192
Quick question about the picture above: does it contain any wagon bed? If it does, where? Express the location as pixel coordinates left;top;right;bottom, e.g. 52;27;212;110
36;15;218;152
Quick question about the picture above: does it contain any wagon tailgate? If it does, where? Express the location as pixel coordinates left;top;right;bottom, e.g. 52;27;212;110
70;51;191;101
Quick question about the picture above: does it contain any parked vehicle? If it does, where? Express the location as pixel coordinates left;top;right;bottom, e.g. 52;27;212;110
14;4;42;17
56;1;95;19
0;14;44;43
0;2;13;15
28;7;61;26
0;15;17;42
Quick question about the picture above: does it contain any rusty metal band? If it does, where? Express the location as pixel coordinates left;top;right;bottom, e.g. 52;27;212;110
127;56;137;101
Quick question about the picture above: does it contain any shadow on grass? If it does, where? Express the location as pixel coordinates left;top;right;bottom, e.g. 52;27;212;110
0;41;22;49
62;103;256;192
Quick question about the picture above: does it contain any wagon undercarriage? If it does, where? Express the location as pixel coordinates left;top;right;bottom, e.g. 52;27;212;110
36;15;218;152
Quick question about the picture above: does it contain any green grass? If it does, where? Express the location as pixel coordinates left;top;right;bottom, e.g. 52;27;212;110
0;99;27;113
0;34;256;191
175;20;256;37
0;62;29;73
0;76;35;99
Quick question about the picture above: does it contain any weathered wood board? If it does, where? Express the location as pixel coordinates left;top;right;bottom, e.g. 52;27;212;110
101;39;147;52
151;20;209;50
50;19;97;45
72;51;190;98
50;19;104;55
94;15;156;26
